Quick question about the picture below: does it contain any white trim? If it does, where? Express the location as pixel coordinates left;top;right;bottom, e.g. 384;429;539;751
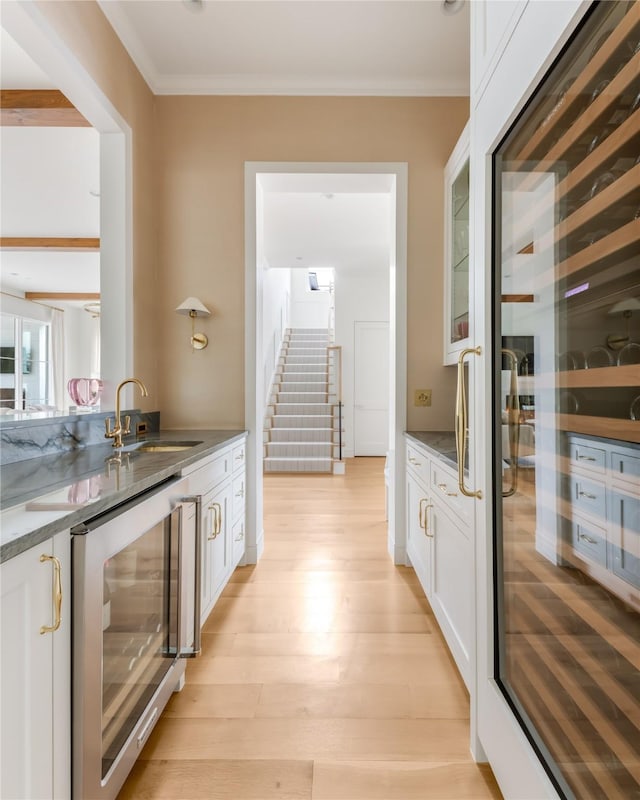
244;162;408;566
152;75;469;97
1;0;134;411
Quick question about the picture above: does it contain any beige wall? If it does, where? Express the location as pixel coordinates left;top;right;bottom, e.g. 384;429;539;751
155;96;469;430
34;0;158;410
28;2;468;430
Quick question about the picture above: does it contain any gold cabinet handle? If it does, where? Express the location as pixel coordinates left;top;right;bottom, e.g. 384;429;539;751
577;454;596;462
235;451;245;462
235;484;244;498
578;490;597;500
409;456;422;466
40;554;62;634
234;526;244;542
207;502;222;540
501;348;520;498
578;532;597;545
418;497;427;529
437;482;458;497
424;503;434;538
455;346;483;499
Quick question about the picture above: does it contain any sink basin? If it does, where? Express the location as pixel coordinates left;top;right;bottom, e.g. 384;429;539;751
126;440;202;453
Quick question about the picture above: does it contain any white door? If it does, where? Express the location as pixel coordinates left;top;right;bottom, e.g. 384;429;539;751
354;321;389;456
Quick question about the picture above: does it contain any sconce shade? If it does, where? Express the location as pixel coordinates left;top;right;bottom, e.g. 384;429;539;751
608;298;640;315
175;297;211;317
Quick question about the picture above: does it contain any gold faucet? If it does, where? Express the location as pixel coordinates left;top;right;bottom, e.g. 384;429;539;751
105;377;149;448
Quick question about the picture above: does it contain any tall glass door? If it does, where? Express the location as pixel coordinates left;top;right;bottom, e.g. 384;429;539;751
492;2;639;797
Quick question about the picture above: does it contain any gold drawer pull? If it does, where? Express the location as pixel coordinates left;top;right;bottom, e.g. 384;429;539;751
234;527;244;542
40;554;62;635
235;485;244;498
578;533;597;545
409;456;422;466
578;491;597;500
235;451;245;461
437;482;458;497
577;455;596;462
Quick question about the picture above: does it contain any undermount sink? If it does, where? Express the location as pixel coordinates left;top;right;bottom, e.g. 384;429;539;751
126;440;203;453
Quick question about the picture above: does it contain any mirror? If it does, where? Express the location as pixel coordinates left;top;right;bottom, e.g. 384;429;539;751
0;27;109;421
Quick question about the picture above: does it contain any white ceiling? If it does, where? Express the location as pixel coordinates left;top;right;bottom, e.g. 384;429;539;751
98;0;470;96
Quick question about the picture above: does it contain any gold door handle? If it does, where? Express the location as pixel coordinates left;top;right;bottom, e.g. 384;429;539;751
207;502;221;540
577;455;596;462
501;348;520;498
418;497;428;529
424;503;434;538
455;346;483;499
578;491;597;500
578;532;597;545
437;482;458;497
40;554;62;634
409;456;422;466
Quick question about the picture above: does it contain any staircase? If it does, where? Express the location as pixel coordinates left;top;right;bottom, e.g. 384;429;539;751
264;328;336;473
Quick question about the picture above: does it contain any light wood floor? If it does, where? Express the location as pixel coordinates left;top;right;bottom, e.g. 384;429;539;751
118;457;502;800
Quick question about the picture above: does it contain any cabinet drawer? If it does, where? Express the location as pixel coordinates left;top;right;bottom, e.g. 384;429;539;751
232;473;245;520
406;443;430;487
232;442;246;473
611;449;640;488
568;439;606;475
571;517;607;568
430;460;472;528
570;473;606;522
189;451;230;495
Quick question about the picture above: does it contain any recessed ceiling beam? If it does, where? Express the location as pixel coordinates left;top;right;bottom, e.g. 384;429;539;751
25;293;100;301
1;90;90;127
0;237;100;251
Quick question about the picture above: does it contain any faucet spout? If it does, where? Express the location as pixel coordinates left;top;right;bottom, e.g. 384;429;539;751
106;377;149;448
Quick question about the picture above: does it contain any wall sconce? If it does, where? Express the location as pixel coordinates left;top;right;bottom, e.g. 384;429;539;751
607;297;640;349
175;297;211;351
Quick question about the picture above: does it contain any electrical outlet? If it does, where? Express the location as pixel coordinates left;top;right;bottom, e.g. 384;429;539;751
414;389;432;407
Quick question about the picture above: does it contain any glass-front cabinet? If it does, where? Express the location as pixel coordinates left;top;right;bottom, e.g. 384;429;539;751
492;1;639;798
444;121;471;365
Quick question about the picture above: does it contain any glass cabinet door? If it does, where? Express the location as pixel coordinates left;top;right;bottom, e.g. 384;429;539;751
492;1;639;797
444;122;471;364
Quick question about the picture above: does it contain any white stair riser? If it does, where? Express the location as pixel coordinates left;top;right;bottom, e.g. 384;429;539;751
264;457;332;473
269;415;333;428
265;442;333;457
268;428;333;443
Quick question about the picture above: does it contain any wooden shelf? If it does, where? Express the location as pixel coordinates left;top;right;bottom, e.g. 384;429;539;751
556;217;639;282
556;413;640;443
514;3;640;163
535;364;640;389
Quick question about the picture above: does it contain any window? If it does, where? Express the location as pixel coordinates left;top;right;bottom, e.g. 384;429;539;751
0;314;52;410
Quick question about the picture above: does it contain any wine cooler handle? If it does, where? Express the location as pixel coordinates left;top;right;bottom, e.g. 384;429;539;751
501;348;521;498
455;346;483;499
179;495;202;658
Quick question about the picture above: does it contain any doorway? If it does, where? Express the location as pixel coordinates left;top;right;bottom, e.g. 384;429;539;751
244;162;408;567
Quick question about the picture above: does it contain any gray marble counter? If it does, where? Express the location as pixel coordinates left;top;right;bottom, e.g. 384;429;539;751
404;431;461;471
0;430;246;563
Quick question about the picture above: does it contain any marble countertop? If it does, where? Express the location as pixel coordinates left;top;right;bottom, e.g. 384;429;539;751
404;430;462;471
0;430;246;564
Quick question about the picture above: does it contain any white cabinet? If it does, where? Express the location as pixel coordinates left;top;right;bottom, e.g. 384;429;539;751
563;435;639;609
186;437;246;624
443;121;471;365
405;440;472;688
0;531;70;800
